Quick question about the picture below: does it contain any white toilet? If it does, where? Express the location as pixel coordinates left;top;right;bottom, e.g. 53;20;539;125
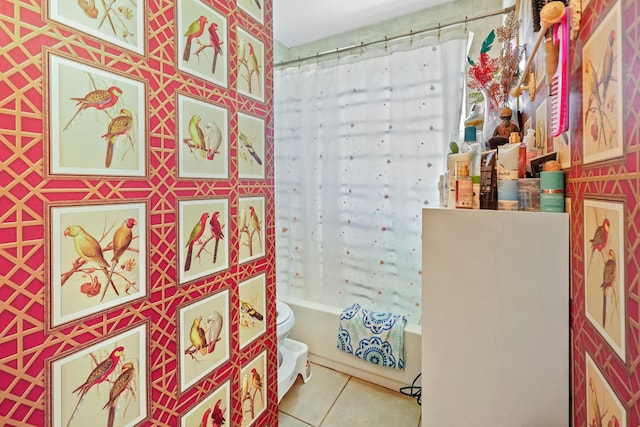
276;300;311;402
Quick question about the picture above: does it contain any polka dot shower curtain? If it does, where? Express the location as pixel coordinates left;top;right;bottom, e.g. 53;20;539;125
274;32;468;325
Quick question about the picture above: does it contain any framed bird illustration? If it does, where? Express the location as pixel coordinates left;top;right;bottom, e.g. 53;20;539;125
177;289;230;394
239;273;267;349
238;112;265;180
237;28;265;103
176;0;228;88
47;201;148;329
238;196;266;264
176;93;229;179
177;198;230;285
584;198;626;362
586;353;627;427
180;379;230;427
240;350;267;426
47;53;147;177
48;321;149;427
47;0;146;55
582;1;623;164
236;0;264;25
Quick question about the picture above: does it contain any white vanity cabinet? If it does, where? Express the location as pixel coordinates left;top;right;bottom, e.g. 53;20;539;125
421;208;569;427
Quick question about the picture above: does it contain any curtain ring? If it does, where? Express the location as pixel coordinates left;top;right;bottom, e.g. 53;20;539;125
437;23;441;40
464;16;468;33
316;52;320;65
336;47;340;60
384;36;388;51
360;42;365;54
409;30;414;46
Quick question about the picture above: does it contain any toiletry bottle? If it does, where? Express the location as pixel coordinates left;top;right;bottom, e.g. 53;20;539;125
509;132;525;178
523;129;538;175
455;164;473;209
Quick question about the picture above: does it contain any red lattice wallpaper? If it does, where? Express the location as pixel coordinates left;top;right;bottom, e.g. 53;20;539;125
0;0;277;425
521;0;640;425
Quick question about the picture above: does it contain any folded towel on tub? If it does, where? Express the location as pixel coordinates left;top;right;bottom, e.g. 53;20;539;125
337;303;406;370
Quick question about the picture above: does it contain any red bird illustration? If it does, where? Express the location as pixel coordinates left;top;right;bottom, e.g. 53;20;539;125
66;346;125;427
209;211;224;264
208;22;223;75
588;218;610;272
211;399;225;427
102;108;133;168
200;407;211;427
601;249;617;329
251;368;263;403
249;206;262;250
184;212;209;271
64;86;123;132
183;16;207;62
103;362;135;427
64;225;119;298
101;217;136;302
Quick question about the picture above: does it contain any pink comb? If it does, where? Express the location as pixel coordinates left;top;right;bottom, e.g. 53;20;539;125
549;7;570;137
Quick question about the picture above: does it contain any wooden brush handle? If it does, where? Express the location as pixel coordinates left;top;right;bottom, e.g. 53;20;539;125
544;36;559;85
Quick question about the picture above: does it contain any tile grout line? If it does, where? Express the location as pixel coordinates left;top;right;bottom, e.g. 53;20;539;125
317;375;353;427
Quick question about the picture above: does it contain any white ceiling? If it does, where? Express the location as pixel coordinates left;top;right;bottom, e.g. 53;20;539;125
273;0;454;47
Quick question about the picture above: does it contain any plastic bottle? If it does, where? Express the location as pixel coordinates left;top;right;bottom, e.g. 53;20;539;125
523;129;539;174
455;164;473;209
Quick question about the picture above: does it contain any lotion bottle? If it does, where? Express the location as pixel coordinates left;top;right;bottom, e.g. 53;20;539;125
455;164;473;209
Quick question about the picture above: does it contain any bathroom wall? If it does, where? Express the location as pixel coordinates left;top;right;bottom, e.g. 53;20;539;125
0;0;276;426
518;0;640;424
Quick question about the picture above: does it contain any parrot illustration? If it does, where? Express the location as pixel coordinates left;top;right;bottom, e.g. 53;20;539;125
188;114;207;158
184;212;209;271
189;315;208;357
200;408;212;427
239;131;263;165
240;373;249;402
103;362;135;427
66;346;125;427
64;225;119;298
601;30;616;102
249;206;262;249
248;43;261;92
205;311;223;354
205;121;222;161
237;38;246;62
588;378;604;427
64;86;123;132
209;211;224;264
183;16;207;62
588;218;610;272
251;368;263;403
211;399;225;427
601;249;617;329
208;23;223;75
77;0;98;18
101;217;136;302
102;109;133;168
608;416;620;427
584;59;605;145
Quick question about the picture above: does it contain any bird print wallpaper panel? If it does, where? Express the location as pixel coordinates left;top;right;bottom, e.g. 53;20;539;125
177;92;229;179
240;350;267;427
180;379;230;427
238;111;265;179
239;273;267;349
176;0;228;88
586;352;627;426
582;1;623;164
238;196;265;264
178;198;229;285
46;0;146;55
48;321;149;427
237;27;264;103
47;52;147;177
177;289;230;394
584;198;626;362
237;0;264;25
47;201;148;330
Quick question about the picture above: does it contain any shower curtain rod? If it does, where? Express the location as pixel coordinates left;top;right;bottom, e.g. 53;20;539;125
275;5;516;68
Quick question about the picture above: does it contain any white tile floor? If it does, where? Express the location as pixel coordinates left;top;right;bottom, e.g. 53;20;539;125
278;363;422;427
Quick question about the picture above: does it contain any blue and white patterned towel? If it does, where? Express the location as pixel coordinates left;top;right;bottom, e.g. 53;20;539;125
337;303;406;370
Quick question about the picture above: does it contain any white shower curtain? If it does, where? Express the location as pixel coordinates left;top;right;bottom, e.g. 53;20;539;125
274;32;468;325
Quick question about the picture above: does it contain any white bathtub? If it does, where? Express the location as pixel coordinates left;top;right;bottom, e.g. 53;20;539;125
281;296;422;392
